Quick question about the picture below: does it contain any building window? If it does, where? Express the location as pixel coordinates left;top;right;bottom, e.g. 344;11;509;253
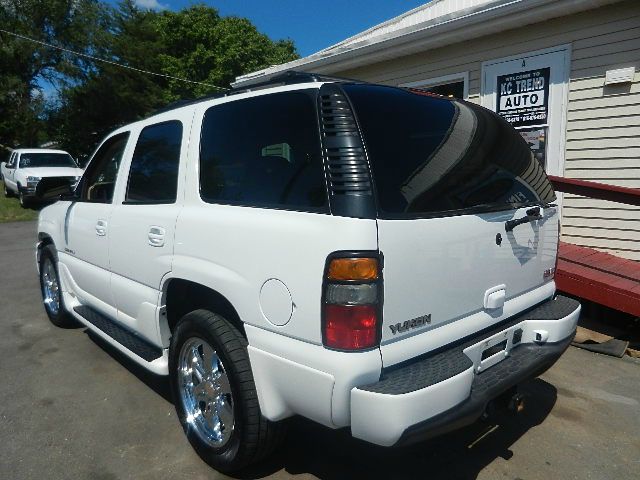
422;81;465;99
400;72;469;100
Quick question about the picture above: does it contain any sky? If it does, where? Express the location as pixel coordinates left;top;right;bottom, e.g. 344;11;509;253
38;1;428;100
128;0;429;56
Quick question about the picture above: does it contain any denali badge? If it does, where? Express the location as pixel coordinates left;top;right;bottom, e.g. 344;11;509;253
389;314;431;335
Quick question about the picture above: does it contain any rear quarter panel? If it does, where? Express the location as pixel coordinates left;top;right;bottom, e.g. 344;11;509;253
172;205;378;344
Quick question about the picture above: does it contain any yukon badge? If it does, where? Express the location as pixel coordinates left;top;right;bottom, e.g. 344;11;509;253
389;314;431;335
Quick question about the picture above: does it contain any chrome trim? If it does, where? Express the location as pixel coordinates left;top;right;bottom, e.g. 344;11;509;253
178;337;234;448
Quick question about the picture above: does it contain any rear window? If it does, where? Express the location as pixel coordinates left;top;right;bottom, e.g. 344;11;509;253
343;84;555;217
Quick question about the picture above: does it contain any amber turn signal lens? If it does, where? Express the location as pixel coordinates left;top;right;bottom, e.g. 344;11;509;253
328;257;378;281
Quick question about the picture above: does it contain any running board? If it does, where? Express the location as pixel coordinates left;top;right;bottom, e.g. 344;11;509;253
74;305;163;362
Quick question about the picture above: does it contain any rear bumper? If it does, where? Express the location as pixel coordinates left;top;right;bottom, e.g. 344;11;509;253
350;294;580;446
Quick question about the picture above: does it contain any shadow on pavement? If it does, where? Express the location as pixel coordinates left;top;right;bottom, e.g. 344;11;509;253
85;329;557;480
240;378;557;480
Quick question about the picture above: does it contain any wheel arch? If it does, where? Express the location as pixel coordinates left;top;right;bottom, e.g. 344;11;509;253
160;278;245;346
37;233;57;265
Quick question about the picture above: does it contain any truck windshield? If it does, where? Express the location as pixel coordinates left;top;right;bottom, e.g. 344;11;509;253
19;153;76;169
343;84;555;217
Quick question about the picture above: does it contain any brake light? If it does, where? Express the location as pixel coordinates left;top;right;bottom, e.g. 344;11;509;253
325;305;377;349
322;254;381;350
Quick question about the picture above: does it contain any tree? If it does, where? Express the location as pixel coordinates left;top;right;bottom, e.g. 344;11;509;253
55;1;299;158
0;1;299;156
154;5;298;99
53;0;168;159
0;0;103;148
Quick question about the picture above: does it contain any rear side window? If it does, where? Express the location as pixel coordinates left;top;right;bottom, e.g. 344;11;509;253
343;84;555;217
199;90;327;210
125;121;182;204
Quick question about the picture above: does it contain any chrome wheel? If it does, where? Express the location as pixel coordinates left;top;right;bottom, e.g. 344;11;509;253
41;258;60;315
178;337;234;448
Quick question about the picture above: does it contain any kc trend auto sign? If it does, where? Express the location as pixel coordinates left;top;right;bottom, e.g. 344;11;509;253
496;67;550;127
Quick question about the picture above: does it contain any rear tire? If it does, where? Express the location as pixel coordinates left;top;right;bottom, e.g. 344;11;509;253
4;182;12;198
169;309;285;472
39;245;75;328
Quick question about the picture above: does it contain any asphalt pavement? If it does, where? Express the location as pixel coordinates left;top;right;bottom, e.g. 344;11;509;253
1;220;638;480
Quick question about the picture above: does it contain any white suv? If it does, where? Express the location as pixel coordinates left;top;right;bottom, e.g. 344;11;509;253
36;72;580;472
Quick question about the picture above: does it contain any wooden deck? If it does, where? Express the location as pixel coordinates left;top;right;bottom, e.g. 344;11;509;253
556;242;640;317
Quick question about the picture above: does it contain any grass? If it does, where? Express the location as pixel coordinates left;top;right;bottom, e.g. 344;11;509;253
0;180;40;223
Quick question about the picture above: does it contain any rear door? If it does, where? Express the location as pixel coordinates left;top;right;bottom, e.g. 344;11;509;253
344;84;559;365
108;113;191;343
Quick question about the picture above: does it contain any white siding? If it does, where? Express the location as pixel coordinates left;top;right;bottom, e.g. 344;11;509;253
332;0;640;261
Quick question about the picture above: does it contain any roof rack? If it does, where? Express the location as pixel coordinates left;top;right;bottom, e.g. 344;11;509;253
151;70;363;116
232;70;362;90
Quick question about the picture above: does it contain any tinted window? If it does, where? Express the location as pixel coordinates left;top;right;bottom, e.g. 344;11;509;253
19;153;76;168
200;90;327;210
125;121;182;204
82;132;129;203
343;84;555;216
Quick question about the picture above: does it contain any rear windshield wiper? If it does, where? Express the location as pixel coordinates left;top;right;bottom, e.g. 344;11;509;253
505;206;543;232
511;200;557;209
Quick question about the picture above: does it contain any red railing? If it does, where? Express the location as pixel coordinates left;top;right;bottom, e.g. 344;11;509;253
548;175;640;206
547;175;640;317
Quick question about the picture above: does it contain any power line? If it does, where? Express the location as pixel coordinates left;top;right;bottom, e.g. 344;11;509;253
0;28;230;91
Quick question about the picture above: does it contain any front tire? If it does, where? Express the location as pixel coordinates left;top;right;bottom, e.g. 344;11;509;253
18;190;30;208
169;310;284;472
39;245;75;328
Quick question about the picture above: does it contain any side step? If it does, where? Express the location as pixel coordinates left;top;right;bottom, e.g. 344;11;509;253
74;305;163;362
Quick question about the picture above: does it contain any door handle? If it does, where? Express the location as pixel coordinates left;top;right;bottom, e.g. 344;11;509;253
95;220;107;236
148;226;165;247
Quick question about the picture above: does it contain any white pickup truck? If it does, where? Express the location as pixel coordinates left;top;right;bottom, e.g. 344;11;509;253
35;71;580;473
2;148;83;207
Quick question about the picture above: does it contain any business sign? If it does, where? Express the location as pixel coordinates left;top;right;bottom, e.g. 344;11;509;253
496;67;550;127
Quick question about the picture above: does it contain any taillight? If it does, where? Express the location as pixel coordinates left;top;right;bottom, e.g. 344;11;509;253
554;217;561;278
322;254;382;350
546;218;561;281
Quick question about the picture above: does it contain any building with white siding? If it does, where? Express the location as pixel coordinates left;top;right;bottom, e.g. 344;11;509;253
235;0;640;260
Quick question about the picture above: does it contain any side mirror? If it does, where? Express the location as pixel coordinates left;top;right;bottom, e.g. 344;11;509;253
35;177;79;202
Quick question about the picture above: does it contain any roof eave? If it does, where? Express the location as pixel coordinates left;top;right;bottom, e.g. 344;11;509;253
233;0;621;88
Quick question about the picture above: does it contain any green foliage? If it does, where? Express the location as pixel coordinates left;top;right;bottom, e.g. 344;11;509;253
52;1;169;159
0;0;103;148
154;5;297;99
0;181;39;223
1;0;299;159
